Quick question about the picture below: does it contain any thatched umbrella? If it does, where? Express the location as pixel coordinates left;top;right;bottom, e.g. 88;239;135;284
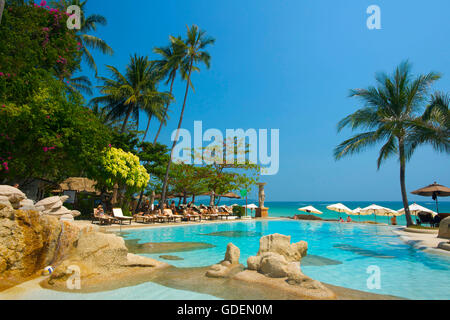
53;177;103;195
411;182;450;213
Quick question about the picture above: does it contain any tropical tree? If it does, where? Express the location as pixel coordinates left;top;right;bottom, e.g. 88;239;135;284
66;75;93;95
152;36;191;144
50;0;114;75
92;54;171;134
334;61;449;226
160;25;215;208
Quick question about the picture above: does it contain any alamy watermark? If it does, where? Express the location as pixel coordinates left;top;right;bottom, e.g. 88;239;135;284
66;5;81;30
367;5;381;30
66;265;81;290
366;265;381;289
171;121;279;176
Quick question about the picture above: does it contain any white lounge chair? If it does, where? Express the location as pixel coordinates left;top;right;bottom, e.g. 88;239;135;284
112;208;133;225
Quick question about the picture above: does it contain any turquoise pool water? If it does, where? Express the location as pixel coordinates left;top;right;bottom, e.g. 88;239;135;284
120;220;450;300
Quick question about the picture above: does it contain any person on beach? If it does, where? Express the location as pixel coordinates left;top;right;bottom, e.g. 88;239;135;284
170;201;176;212
347;216;352;223
339;217;344;223
391;216;397;225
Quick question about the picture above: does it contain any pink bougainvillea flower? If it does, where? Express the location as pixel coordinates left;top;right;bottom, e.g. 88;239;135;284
40;0;47;7
46;115;50;119
0;72;4;76
43;147;48;152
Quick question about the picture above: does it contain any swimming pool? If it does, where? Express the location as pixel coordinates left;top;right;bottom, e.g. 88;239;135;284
119;220;450;300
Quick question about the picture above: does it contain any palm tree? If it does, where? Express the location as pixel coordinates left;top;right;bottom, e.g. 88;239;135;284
51;0;114;75
92;54;171;134
66;75;93;95
141;97;168;142
334;61;449;226
152;36;191;144
160;25;215;208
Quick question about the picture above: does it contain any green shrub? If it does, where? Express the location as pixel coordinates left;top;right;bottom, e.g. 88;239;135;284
232;206;245;217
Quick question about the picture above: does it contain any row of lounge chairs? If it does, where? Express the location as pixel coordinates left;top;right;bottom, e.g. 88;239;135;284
92;205;236;226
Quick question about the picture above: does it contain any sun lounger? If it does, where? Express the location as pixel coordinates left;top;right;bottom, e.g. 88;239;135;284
135;214;156;224
156;215;169;223
92;209;114;225
218;213;230;220
112;208;133;225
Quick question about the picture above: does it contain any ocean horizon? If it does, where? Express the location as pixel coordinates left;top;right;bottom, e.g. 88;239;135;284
189;199;450;226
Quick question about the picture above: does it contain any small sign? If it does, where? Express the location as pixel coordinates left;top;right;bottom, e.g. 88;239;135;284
63;190;76;204
240;189;247;197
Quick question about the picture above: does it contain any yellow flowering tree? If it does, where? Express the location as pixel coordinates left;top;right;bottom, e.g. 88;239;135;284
98;147;150;212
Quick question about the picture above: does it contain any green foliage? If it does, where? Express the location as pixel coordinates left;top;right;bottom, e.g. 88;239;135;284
168;163;209;197
0;2;81;103
0;77;112;182
92;54;172;134
50;0;114;75
334;61;449;166
232;206;245;217
95;147;150;194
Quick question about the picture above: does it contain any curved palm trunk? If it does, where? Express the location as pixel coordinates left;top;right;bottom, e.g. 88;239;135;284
0;1;5;25
399;139;413;226
142;115;152;142
121;104;134;133
160;59;194;208
154;75;176;144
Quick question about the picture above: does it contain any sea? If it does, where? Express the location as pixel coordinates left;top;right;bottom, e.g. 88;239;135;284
190;199;450;226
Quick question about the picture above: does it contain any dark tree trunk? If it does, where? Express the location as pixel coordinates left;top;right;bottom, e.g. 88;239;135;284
120;105;134;133
160;59;194;209
142;115;152;142
154;74;176;144
399;139;413;226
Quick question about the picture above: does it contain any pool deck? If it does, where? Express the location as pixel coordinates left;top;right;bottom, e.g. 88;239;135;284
392;227;450;256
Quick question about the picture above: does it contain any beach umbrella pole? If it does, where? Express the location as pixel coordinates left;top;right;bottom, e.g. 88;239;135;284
435;196;440;214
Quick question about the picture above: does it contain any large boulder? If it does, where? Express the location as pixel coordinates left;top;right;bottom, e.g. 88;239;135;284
0;196;12;210
224;243;240;264
0;185;26;208
19;199;34;207
257;233;308;262
45;206;72;217
438;217;450;239
0;207;80;282
35;196;63;211
259;252;289;278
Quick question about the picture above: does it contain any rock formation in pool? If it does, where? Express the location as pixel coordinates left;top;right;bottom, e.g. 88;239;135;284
205;243;245;278
0;196;168;291
205;233;336;300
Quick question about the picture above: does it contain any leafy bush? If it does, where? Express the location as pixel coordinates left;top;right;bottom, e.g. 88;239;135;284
232;206;245;217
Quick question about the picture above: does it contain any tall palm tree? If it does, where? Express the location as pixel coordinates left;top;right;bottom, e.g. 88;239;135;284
51;0;114;75
92;54;171;134
160;25;215;208
152;36;191;144
334;61;449;226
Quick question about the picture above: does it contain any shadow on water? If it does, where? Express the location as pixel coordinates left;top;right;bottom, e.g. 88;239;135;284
198;230;263;238
333;244;395;259
124;239;216;254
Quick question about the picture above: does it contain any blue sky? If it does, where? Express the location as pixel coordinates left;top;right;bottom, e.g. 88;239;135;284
81;0;449;201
